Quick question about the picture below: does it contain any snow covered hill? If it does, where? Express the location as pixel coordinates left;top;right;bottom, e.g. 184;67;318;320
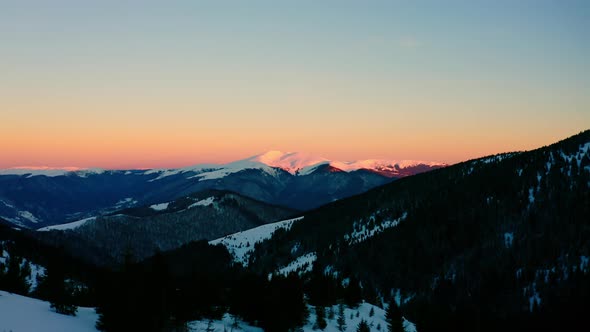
0;290;99;332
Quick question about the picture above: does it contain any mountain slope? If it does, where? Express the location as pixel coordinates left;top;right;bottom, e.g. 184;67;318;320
35;190;297;265
246;130;590;331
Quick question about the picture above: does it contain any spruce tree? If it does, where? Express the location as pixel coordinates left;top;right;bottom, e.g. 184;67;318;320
315;306;327;330
385;298;403;332
357;319;371;332
337;303;347;332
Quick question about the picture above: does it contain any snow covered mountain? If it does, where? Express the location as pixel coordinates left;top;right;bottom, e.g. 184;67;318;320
0;152;444;228
144;150;446;180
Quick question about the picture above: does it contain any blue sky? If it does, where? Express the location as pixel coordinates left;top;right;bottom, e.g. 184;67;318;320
1;0;588;168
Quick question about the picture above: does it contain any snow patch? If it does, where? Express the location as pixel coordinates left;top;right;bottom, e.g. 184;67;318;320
18;210;41;223
150;202;170;211
344;212;407;245
210;217;303;266
188;197;215;208
27;261;46;291
270;252;317;279
37;217;97;232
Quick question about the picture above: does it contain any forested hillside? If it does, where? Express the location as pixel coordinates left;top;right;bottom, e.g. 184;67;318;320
248;130;590;331
34;190;297;265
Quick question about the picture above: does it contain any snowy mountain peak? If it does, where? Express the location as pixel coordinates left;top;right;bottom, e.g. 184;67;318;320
246;151;446;177
249;151;329;174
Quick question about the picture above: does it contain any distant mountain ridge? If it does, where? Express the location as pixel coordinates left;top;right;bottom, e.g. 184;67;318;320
0;151;445;179
33;190;297;265
0;151;444;228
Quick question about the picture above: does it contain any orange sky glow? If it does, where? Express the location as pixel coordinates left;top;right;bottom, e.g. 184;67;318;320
1;1;588;169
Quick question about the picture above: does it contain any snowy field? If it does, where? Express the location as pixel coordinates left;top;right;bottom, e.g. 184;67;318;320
0;290;99;332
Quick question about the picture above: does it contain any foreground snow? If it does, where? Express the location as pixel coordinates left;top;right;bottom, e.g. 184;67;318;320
210;217;304;265
0;290;99;332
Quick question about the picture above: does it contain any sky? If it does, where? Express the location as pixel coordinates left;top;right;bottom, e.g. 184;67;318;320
1;0;589;169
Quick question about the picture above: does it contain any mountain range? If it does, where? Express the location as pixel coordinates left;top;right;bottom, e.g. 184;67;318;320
0;151;445;228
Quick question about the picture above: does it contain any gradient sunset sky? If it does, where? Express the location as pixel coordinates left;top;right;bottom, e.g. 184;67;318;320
1;0;589;169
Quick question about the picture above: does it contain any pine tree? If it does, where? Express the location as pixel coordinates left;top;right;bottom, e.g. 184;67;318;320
315;306;327;330
385;298;403;332
369;307;375;317
357;319;371;332
337;303;347;332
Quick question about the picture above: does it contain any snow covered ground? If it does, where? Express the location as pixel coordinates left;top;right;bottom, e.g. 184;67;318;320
188;302;417;332
210;217;303;266
0;290;99;332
